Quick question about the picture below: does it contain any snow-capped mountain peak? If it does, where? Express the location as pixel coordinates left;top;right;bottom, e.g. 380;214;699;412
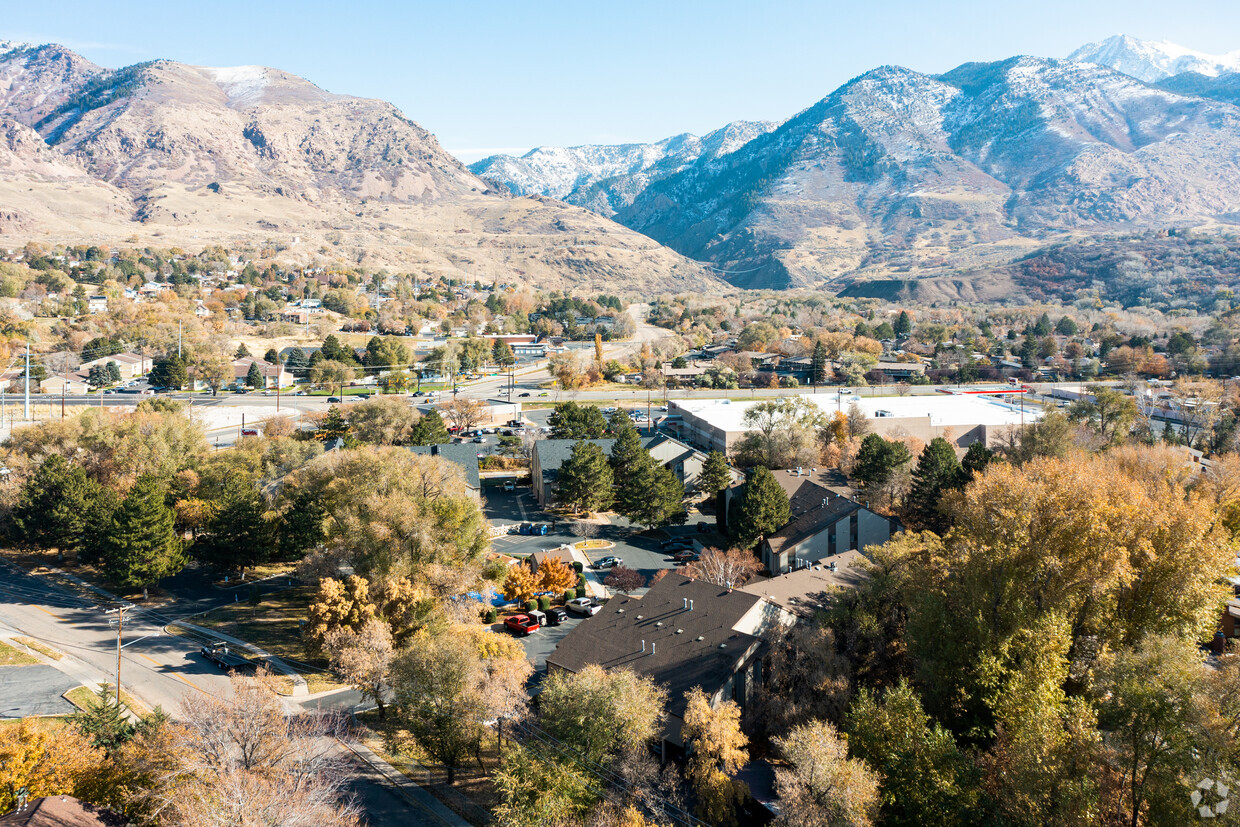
1069;34;1240;82
0;40;30;56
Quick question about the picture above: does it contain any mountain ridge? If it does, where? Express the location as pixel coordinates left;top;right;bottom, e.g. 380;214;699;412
0;43;725;295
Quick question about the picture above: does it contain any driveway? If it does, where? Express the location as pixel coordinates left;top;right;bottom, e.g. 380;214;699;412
0;664;79;717
501;615;587;690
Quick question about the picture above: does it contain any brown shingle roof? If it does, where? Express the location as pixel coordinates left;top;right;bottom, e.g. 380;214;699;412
0;796;126;826
739;550;871;617
546;575;764;720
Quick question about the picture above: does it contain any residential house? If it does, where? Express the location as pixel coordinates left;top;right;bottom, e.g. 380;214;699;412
407;442;482;500
725;469;899;575
80;352;146;379
231;357;293;389
0;794;125;825
529;546;576;574
546;574;794;754
86;295;107;314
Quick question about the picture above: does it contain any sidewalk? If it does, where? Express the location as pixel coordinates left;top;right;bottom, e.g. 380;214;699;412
173;621;309;698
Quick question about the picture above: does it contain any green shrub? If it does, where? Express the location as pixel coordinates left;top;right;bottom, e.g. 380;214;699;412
524;599;538;612
572;561;584;573
537;596;551;611
563;589;576;602
483;608;497;624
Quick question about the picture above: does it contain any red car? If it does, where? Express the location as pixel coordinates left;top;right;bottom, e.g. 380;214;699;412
504;614;540;636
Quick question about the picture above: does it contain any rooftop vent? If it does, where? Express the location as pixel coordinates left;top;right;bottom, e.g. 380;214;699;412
635;615;643;620
719;643;727;649
676;629;684;634
617;608;624;613
655;621;663;627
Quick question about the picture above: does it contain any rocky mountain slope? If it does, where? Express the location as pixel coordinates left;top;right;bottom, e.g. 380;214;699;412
0;43;723;295
470;120;777;216
1069;34;1240;82
610;55;1240;290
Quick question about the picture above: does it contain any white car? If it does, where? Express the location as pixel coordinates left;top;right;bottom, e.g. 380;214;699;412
566;597;600;616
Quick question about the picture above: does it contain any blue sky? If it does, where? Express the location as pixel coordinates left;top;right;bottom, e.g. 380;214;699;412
7;1;1240;162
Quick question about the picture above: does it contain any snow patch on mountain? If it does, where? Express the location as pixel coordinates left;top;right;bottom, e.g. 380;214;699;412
1070;35;1240;82
470;119;779;214
205;65;269;106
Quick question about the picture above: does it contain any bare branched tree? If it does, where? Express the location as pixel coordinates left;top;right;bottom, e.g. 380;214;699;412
683;547;760;588
139;671;361;827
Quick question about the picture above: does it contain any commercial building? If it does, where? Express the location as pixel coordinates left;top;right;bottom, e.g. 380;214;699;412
667;392;1039;454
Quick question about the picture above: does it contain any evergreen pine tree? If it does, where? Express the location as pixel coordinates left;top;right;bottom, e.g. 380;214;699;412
245;360;265;389
1162;420;1181;445
727;466;790;550
608;417;645;492
906;438;964;534
960;441;995;479
894;310;912;337
235;343;251;359
263;347;279;364
557;441;614;514
317;406;353;445
72;685;134;756
13;454;116;558
285;347;309;373
410;409;450;445
97;475;186;599
698;450;733;497
853;434;913;490
810;340;828;385
619;454;687;529
192;477;276;574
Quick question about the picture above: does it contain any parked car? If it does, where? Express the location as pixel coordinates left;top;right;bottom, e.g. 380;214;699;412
527;609;547;628
503;480;516;491
661;538;695;550
542;607;568;626
672;550;700;564
327;396;341;403
696;522;713;534
566;597;600;616
593;556;621;569
504;614;540;636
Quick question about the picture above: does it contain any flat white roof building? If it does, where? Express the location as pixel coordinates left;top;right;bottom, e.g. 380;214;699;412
668;392;1040;454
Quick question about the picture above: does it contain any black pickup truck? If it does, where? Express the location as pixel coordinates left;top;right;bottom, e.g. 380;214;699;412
199;641;257;673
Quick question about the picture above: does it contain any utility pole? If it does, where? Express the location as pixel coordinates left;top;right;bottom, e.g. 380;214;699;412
177;320;182;358
23;342;30;421
105;605;128;710
275;354;281;413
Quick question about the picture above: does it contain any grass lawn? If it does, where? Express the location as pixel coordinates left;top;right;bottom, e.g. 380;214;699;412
209;561;298;588
64;683;149;717
0;640;40;666
13;637;63;661
188;587;346;693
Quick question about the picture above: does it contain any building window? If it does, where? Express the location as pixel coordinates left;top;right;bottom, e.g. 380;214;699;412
850;513;858;549
828;525;836;556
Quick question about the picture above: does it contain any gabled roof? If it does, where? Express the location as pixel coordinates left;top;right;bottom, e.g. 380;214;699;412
0;795;125;826
766;483;863;556
547;574;764;720
407;442;481;490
